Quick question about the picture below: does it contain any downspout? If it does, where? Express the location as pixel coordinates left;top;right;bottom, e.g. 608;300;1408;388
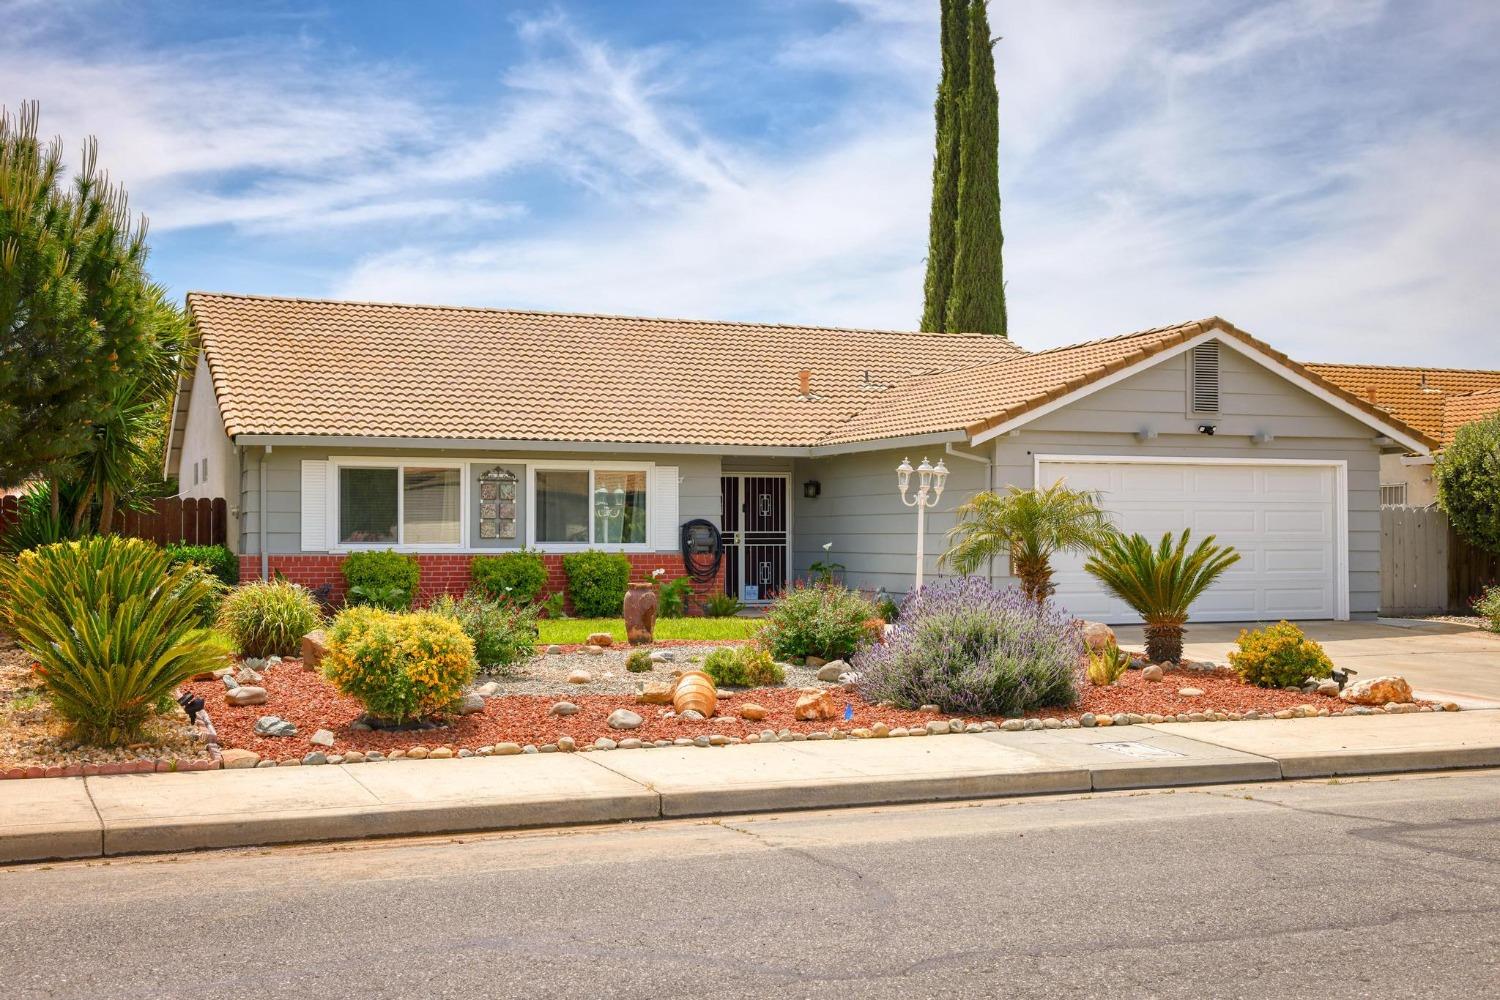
944;441;995;585
259;445;271;581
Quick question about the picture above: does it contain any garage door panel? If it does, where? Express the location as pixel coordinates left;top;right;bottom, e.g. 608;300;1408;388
1039;459;1339;625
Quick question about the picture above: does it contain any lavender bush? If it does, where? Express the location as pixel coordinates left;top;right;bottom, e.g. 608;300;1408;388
854;577;1083;715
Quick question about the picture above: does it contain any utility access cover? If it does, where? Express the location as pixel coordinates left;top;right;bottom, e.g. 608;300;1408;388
1094;741;1187;760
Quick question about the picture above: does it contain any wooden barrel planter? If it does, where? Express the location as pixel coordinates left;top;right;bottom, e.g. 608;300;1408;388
673;670;718;718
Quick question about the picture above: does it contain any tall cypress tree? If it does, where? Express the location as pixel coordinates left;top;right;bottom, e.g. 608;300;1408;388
919;0;968;331
945;0;1007;336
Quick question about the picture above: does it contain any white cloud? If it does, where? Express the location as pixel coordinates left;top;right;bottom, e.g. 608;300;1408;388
4;0;1498;367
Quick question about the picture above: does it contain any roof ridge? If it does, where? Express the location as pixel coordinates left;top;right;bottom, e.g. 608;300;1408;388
1303;360;1500;376
1022;318;1211;358
184;290;1026;344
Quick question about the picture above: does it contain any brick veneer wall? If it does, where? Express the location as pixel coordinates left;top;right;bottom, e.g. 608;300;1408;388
239;552;724;614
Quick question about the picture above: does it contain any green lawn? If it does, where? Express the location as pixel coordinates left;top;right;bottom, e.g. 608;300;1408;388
536;616;761;645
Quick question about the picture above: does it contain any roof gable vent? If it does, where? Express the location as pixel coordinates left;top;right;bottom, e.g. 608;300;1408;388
1189;342;1221;414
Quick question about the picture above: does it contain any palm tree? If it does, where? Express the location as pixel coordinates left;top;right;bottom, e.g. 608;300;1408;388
1083;529;1240;664
940;482;1110;603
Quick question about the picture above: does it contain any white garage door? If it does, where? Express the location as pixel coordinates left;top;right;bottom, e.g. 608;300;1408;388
1038;459;1343;625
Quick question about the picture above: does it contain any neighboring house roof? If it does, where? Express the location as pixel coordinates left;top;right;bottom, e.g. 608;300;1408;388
1441;388;1500;444
180;293;1436;454
1304;362;1500;447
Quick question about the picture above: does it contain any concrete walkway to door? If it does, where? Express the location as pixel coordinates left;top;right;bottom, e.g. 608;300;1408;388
1112;620;1500;708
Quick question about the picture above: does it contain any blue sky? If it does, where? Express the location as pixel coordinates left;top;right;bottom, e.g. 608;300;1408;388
4;0;1498;365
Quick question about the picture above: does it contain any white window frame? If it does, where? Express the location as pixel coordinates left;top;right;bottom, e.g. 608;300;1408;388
527;460;655;552
1379;482;1408;507
328;456;468;552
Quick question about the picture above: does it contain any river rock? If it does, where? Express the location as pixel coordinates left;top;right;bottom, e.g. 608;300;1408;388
566;670;592;684
254;715;297;737
1177;687;1205;697
309;728;336;748
586;632;614;648
550;700;580;716
607;708;643;730
233;666;264;686
738;703;769;721
457;694;486;715
1142;665;1164;682
636;682;676;705
1340;675;1413;705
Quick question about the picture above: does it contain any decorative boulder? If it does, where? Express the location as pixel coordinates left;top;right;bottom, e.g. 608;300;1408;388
566;670;592;684
301;630;328;671
456;694;486;715
1081;621;1116;653
309;728;336;748
635;683;676;705
586;632;614;648
1142;665;1164;682
221;748;261;769
816;660;849;682
226;685;268;706
1340;675;1414;705
234;666;264;686
794;688;838;722
738;703;769;721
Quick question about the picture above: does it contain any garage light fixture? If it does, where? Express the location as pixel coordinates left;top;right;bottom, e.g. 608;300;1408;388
1196;423;1217;436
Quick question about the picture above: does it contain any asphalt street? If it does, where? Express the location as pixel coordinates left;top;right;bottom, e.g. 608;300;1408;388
3;770;1498;999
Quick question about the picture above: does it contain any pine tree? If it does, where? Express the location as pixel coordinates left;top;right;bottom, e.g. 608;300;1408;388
944;0;1007;336
919;0;968;332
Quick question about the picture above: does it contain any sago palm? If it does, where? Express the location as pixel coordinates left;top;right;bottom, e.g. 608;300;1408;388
940;482;1110;602
1083;529;1240;664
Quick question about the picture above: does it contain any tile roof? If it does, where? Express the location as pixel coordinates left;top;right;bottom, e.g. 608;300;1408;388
1303;362;1500;446
185;293;1435;452
1442;388;1500;444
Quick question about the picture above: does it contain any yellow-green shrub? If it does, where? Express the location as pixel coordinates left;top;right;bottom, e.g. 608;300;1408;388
323;608;477;722
1228;621;1334;688
1086;642;1130;686
0;537;229;745
702;646;785;687
217;579;322;657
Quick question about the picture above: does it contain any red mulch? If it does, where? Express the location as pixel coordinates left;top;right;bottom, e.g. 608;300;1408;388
188;660;1362;758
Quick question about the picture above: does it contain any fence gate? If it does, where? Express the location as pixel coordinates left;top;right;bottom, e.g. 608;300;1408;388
1381;505;1497;614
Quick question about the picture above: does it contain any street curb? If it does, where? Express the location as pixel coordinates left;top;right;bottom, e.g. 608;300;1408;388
5;729;1499;865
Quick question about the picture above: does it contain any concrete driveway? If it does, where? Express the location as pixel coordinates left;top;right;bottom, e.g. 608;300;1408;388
1112;619;1500;707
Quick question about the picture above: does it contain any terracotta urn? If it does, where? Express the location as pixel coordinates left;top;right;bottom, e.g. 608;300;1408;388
622;581;659;645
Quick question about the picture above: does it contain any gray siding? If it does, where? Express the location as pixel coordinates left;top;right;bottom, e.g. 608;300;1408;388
239;446;721;556
795;348;1387;616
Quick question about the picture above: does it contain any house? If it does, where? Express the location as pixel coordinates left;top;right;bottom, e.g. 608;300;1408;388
1303;363;1500;507
165;293;1436;625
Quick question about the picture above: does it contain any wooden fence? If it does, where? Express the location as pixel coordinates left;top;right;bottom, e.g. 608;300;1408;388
1381;506;1498;615
0;495;228;548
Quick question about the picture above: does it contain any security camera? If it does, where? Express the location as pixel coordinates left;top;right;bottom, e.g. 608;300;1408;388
1197;423;1216;435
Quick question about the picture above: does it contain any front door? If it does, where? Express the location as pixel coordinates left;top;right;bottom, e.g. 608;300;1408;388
720;474;789;603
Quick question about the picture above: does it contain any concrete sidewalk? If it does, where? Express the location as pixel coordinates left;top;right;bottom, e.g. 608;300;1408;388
4;711;1498;864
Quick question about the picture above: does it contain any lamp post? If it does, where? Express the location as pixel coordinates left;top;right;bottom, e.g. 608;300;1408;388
897;456;948;589
594;484;625;543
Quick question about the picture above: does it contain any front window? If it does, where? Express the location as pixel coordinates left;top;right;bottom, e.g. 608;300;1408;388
338;464;460;546
535;466;649;546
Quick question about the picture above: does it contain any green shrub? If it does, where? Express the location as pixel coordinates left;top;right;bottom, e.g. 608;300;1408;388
470;550;548;605
654;573;694;618
1475;585;1500;633
539;591;567;619
1086;642;1130;687
163;543;238;586
702;645;785;687
0;537;229;745
701;591;745;618
759;583;877;662
429;592;537;673
561;550;631;618
875;593;900;623
626;649;654;673
0;482;76;555
342;549;420;610
1228;621;1335;688
323;608;476;723
1436;413;1500;556
217;579;322;657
